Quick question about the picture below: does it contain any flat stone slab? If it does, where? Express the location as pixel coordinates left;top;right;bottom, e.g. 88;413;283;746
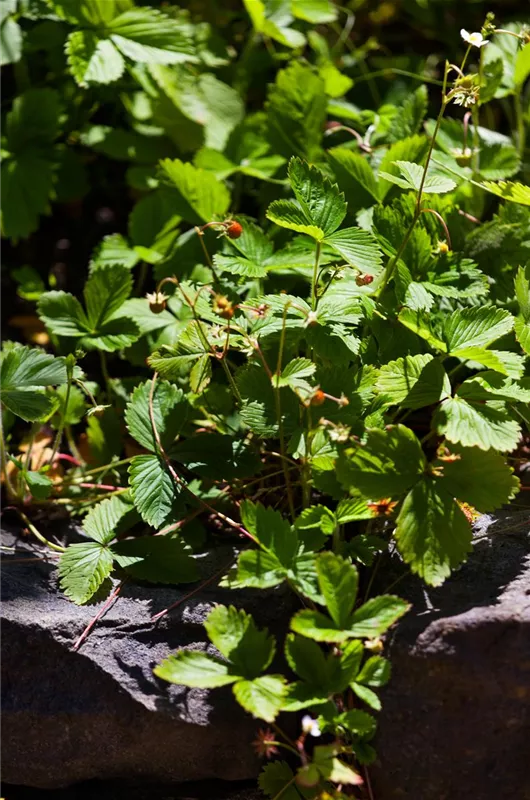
371;508;530;800
1;525;294;790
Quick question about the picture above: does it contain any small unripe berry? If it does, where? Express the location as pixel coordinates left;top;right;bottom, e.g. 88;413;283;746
213;294;235;320
226;221;243;239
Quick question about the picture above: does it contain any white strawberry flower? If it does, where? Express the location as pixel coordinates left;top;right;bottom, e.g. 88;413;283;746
301;715;322;737
460;29;488;48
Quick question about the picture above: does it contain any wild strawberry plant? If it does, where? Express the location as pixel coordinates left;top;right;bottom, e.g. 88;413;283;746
1;1;530;796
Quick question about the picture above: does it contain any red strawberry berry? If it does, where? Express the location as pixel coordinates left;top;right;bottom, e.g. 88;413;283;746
226;221;243;239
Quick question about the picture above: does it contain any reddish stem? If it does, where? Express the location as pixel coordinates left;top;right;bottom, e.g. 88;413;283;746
54;453;81;466
73;582;124;651
78;482;118;491
151;558;234;622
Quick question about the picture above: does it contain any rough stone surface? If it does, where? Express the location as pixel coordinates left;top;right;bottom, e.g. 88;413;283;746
1;525;295;790
371;508;530;800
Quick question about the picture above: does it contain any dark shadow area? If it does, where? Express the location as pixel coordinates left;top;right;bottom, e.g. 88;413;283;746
1;778;261;800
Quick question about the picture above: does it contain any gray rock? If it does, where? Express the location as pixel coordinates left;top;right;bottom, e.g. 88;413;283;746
1;526;294;790
371;508;530;800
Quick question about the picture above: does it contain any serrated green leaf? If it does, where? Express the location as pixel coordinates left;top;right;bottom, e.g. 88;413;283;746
221;549;286;590
433;396;521;452
325;227;383;275
266;199;325;240
24;470;53;500
154;650;239;688
479;180;530;206
398;308;447;351
317;552;358;629
58;541;113;604
288;157;346;237
84;263;132;329
107;8;198;66
356;656;391;687
0;344;73;389
233;675;287;722
444;307;514;352
37;291;88;337
0;15;22;66
285;633;330;687
349;595;409;637
291;608;347;642
376;354;451;409
129;454;179;528
351;682;381;711
205;605;276;679
1;153;55;240
259;762;301;800
515;266;530;322
83;494;138;545
91;233;139;270
436;445;519;512
1;390;57;422
266;61;326;161
125;379;187;452
515;318;530;354
457;373;530;404
66;30;125;87
378;135;428;200
159;158;230;224
339;425;426;498
395;479;472;586
327;146;381;206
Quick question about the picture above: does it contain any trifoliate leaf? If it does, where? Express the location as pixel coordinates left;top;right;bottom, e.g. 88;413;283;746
378;135;429;200
379;160;456;194
433;396;521;452
395;479;472;586
128;454;180;528
376;354;451;409
58;541;114;604
154;650;239;688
